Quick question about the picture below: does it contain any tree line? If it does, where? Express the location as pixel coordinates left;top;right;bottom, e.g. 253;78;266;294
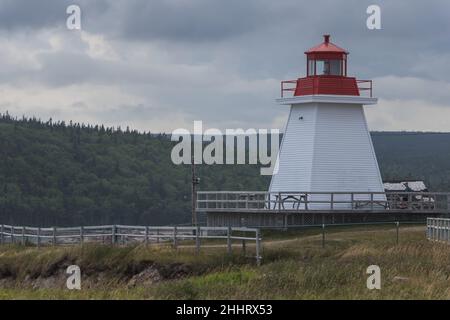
1;113;449;226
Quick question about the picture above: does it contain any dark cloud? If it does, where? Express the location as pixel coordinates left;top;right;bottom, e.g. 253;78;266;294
0;0;71;30
1;0;450;132
118;0;273;42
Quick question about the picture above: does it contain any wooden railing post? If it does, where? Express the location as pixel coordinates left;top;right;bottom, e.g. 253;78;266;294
322;224;326;248
195;226;201;254
445;220;448;243
433;219;436;240
111;225;116;246
396;221;399;245
53;227;57;246
80;226;84;246
0;224;4;245
434;219;437;241
255;229;261;266
11;227;14;244
429;218;433;240
436;219;439;241
227;226;232;255
447;220;450;243
433;219;436;241
436;219;440;241
173;226;178;249
22;227;25;246
145;226;149;246
37;227;41;248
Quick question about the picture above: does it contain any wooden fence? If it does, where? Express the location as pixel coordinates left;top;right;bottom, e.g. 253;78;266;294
427;218;450;244
0;224;262;265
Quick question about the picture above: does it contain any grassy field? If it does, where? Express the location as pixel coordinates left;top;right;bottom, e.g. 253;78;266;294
1;224;450;300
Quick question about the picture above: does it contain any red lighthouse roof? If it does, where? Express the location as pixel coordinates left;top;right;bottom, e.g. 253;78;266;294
305;35;348;54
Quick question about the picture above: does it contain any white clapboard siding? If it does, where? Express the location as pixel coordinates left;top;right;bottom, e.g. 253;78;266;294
269;102;385;208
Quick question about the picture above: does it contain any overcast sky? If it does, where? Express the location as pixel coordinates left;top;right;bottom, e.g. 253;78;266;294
0;0;450;132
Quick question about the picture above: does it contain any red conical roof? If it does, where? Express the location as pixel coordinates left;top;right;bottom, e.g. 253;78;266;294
305;35;348;54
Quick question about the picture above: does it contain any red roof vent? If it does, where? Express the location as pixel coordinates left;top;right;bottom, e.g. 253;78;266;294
305;35;348;55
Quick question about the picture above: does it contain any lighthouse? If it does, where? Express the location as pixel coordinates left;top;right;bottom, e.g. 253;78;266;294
269;35;385;209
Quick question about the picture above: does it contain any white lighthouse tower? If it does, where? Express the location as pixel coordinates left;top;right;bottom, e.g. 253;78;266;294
269;35;385;208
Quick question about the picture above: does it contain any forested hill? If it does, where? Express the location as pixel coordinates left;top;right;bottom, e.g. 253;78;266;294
372;131;450;190
0;115;268;226
1;114;450;226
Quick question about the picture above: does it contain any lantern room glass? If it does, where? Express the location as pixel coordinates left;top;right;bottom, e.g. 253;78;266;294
307;58;346;76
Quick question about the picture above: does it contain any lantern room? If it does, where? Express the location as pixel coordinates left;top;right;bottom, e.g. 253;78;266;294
281;35;372;97
306;34;347;77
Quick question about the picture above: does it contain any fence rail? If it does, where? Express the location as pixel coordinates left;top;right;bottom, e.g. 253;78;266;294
427;218;450;243
0;224;262;265
197;191;449;213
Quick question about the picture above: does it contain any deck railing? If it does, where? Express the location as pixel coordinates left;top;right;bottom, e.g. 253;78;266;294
197;191;449;213
427;218;450;243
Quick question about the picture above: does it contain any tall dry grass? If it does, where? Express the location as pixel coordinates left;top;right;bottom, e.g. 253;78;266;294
1;225;450;299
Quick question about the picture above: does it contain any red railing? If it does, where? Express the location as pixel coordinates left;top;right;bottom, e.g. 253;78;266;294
281;78;373;98
356;80;373;98
281;80;297;98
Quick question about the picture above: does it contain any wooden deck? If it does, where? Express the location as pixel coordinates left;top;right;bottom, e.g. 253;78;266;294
197;191;450;227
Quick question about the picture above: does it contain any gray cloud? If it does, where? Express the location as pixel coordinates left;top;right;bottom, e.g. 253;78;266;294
117;0;275;42
0;0;450;132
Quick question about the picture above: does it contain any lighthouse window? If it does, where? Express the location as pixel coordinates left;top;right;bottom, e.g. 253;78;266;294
316;60;325;75
316;60;342;76
308;60;315;76
329;60;342;75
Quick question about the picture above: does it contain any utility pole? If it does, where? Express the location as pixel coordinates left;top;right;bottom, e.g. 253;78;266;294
191;155;200;226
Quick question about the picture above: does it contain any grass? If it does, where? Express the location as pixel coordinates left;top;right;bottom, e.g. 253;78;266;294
1;225;450;299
